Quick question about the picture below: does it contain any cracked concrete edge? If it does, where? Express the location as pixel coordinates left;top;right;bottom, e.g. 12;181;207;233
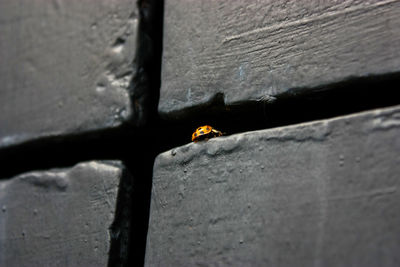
155;104;400;168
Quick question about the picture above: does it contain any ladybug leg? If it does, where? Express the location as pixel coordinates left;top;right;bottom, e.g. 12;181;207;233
212;129;222;137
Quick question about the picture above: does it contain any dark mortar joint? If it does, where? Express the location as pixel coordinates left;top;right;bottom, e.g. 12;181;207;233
128;0;164;128
108;165;134;267
154;72;400;154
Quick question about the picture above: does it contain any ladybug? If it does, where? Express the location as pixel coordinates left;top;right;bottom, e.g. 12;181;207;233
192;125;222;142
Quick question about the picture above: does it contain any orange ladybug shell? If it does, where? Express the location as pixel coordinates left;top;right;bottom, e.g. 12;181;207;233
192;125;222;142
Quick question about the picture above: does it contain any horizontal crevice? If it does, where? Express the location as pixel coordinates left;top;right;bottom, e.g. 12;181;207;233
1;72;400;178
154;71;400;153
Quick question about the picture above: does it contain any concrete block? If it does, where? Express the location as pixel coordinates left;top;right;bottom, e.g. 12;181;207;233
0;0;138;148
159;0;400;116
0;161;131;266
146;105;400;266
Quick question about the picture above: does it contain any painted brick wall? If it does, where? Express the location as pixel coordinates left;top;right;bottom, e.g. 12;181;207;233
1;1;399;266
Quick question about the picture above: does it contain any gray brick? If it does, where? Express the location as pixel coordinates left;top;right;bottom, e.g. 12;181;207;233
159;0;400;116
0;161;130;266
146;105;400;266
0;0;137;148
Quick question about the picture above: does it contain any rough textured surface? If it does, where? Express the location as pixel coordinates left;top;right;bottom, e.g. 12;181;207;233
0;0;137;148
159;0;400;116
0;161;130;266
146;105;400;266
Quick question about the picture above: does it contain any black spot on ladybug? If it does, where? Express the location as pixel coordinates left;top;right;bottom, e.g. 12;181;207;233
207;127;210;131
200;131;204;134
195;133;197;137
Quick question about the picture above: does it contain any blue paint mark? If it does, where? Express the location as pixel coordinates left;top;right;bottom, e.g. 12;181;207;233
239;66;244;77
238;65;245;81
186;88;192;101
